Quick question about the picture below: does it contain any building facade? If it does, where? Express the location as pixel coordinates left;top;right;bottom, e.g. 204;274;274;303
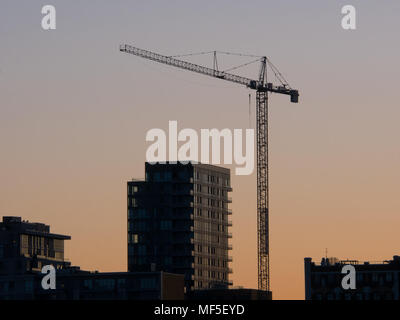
304;256;400;300
0;268;184;300
0;216;71;275
128;162;233;292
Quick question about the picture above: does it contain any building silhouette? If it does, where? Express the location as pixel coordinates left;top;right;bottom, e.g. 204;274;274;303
128;162;233;292
0;216;71;275
305;256;400;300
0;216;184;300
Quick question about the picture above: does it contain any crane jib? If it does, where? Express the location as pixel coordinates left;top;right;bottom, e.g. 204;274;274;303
120;44;298;103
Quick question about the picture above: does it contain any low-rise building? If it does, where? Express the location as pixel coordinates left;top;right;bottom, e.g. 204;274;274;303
304;255;400;300
0;268;184;300
0;216;71;275
0;216;184;300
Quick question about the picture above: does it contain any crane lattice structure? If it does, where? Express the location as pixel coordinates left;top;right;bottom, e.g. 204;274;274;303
120;44;299;292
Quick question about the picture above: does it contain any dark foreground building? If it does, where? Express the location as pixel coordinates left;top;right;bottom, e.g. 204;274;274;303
0;268;183;300
128;162;233;292
0;216;184;300
0;216;71;275
304;256;400;300
187;288;272;300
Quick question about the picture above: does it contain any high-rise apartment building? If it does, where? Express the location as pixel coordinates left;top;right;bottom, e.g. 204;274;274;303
127;162;233;292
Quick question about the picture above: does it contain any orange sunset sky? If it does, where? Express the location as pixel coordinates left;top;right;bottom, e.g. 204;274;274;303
1;1;399;299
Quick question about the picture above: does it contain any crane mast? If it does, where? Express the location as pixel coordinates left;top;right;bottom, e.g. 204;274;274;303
120;44;299;292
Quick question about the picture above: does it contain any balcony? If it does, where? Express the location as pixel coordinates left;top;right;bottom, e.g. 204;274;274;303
223;197;232;203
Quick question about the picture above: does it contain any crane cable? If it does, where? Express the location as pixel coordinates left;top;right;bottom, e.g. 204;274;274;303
169;51;215;58
216;51;262;58
223;58;262;73
169;50;291;89
266;58;292;89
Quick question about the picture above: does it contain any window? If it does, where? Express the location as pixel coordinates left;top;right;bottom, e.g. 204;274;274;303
141;278;156;289
373;293;381;300
134;221;147;231
138;245;146;255
96;279;115;290
83;279;93;289
165;172;172;181
117;279;126;288
160;220;172;230
24;280;33;293
137;208;146;218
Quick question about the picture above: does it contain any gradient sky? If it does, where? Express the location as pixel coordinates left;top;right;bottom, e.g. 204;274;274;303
1;1;399;299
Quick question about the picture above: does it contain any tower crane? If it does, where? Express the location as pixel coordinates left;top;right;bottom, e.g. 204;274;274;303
120;44;299;292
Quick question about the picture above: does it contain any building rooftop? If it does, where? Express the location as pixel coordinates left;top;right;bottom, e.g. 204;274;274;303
1;216;71;240
306;255;400;267
144;161;231;174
